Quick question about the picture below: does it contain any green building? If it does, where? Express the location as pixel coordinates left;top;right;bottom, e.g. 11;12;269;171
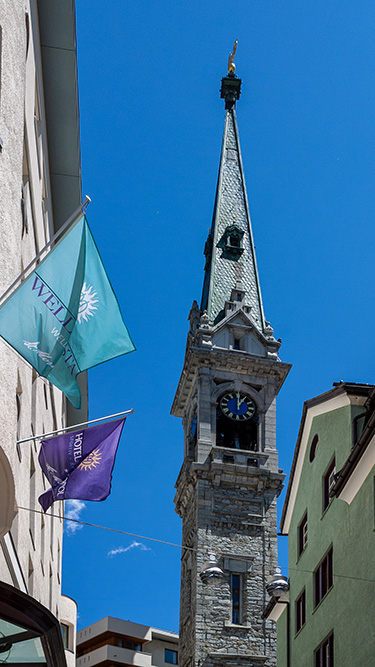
264;381;375;666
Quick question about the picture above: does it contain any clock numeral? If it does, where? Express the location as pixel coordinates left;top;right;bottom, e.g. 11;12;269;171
220;392;256;421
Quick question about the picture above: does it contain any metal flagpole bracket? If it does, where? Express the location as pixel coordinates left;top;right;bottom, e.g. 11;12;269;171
82;195;91;212
17;408;134;445
0;196;91;307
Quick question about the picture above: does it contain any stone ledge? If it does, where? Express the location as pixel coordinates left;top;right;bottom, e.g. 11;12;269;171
224;621;251;630
208;652;268;663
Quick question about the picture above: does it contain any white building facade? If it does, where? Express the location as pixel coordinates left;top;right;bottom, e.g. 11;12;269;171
77;617;179;667
0;2;86;666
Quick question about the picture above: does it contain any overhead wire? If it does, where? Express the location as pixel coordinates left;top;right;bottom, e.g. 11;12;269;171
17;506;195;551
17;505;375;582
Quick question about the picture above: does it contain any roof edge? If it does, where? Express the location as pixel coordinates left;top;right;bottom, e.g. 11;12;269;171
280;382;373;533
332;385;375;497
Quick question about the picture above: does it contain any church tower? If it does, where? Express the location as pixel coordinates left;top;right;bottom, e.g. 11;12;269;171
171;50;291;667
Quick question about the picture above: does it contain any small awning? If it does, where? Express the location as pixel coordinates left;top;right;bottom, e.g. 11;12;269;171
0;581;66;667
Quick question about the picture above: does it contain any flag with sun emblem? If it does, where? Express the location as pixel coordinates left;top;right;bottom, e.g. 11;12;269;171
38;418;126;512
0;216;135;408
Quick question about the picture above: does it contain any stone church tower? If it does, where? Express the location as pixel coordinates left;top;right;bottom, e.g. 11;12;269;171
171;62;291;667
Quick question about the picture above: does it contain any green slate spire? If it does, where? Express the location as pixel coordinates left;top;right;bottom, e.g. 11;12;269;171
200;66;266;333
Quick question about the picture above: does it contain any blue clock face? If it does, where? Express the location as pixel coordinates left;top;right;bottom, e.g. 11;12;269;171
220;392;256;421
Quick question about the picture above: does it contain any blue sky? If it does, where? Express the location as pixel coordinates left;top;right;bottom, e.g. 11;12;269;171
62;0;375;634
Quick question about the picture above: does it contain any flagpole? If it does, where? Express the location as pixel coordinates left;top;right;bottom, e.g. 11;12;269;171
0;195;91;306
16;408;134;444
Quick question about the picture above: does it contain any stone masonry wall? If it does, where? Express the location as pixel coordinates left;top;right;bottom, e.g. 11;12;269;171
177;468;279;667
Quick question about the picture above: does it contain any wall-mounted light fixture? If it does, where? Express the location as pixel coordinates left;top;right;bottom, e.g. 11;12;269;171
200;553;224;585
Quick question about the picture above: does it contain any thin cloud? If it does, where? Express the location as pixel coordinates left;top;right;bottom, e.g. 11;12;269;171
107;541;151;557
65;499;86;535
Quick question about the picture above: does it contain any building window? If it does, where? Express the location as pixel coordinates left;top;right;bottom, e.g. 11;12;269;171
118;638;141;651
230;235;241;248
298;512;308;557
315;632;334;667
233;337;241;350
314;547;333;607
217;224;244;260
216;395;258;451
231;573;242;624
323;458;336;512
247;457;258;467
188;413;197;458
295;589;306;633
165;649;178;664
60;624;69;649
309;434;319;462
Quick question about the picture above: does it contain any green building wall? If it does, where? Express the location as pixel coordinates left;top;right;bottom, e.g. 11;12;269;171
279;403;375;666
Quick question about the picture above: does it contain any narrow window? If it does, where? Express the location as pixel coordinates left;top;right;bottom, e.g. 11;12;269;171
295;589;306;633
29;455;36;549
165;649;178;665
314;547;333;607
41;513;45;570
25;13;30;57
49;564;53;610
188;413;197;458
28;555;34;596
231;573;242;624
309;434;319;462
323;458;336;512
60;623;69;649
43;383;48;409
298;512;308;557
229;234;240;248
315;632;334;667
233;337;241;350
16;391;22;462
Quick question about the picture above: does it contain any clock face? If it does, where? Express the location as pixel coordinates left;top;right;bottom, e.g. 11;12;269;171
220;392;256;421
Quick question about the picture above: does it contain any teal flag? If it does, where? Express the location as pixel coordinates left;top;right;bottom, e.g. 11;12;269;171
0;216;135;408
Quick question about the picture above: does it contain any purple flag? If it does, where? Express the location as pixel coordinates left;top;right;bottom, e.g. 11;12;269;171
38;418;126;512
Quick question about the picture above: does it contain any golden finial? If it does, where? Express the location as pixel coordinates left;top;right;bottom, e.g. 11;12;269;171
227;40;238;75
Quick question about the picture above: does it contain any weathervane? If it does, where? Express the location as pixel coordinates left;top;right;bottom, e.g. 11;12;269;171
227;39;238;75
221;39;241;108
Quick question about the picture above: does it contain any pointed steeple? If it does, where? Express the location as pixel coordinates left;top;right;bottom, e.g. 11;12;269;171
201;67;266;333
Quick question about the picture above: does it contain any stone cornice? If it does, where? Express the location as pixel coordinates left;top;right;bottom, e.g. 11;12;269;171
171;345;291;417
174;457;284;518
